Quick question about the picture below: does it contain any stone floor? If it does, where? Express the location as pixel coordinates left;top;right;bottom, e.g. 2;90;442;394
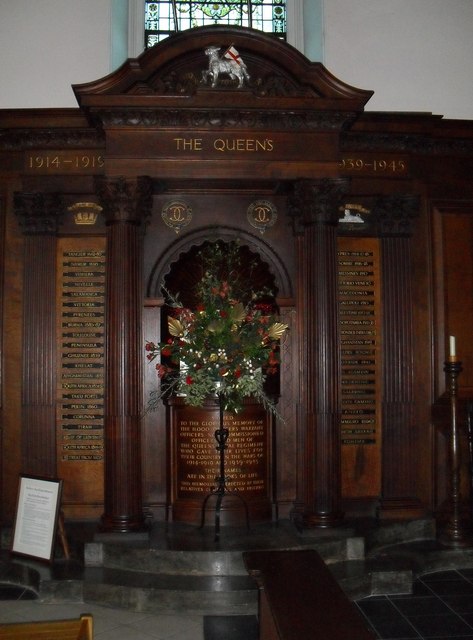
0;594;207;639
356;569;473;639
5;572;473;639
3;518;473;639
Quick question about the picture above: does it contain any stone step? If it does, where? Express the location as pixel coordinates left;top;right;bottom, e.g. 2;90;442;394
81;567;258;616
84;521;366;576
329;559;413;600
74;522;367;615
2;518;447;616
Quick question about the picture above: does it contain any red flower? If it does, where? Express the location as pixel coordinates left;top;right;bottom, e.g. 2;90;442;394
220;310;228;318
156;364;167;379
186;375;193;385
161;346;172;357
219;281;230;298
234;368;241;378
145;342;155;351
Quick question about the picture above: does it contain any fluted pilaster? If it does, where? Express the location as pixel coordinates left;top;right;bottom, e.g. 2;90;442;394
288;178;348;527
14;192;63;477
95;175;153;532
375;194;423;517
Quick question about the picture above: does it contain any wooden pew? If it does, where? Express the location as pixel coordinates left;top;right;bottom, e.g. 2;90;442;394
0;614;93;639
243;550;375;640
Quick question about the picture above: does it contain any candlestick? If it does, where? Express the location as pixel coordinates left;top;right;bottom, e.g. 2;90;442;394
449;335;456;360
438;358;473;547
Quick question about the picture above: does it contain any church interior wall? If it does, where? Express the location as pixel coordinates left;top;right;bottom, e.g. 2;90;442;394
1;13;473;535
323;0;473;119
0;1;472;118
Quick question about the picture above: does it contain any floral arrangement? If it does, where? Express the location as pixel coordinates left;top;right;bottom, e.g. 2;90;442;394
145;242;287;414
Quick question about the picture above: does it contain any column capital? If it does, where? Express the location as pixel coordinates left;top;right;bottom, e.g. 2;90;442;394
14;192;63;236
287;178;350;234
95;175;154;225
374;193;420;237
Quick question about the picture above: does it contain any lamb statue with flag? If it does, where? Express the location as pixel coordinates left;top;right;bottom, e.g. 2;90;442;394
202;45;250;88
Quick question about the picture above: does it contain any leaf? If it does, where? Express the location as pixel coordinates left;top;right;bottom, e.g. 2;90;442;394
267;322;288;340
168;317;185;337
229;302;246;324
207;320;221;333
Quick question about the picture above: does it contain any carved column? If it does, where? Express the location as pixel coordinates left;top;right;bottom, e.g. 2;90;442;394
95;176;153;532
375;194;422;518
14;193;63;477
288;178;348;528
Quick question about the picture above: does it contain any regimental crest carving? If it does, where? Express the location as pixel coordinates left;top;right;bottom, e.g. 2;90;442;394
161;200;193;234
247;200;277;234
338;203;370;225
68;202;102;226
202;45;250;89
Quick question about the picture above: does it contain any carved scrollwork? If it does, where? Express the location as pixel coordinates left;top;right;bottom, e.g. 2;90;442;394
94;176;154;225
373;194;420;237
14;192;63;235
287;178;350;235
342;131;473;156
97;108;356;132
0;129;104;151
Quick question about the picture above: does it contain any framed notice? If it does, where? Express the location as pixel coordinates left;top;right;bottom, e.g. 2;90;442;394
11;475;63;562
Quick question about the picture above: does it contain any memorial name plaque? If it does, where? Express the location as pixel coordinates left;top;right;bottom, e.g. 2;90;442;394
56;238;106;513
169;397;272;526
338;237;382;497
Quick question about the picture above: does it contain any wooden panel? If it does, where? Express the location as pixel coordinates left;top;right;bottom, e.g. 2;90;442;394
169;397;273;525
442;211;473;389
338;237;382;497
244;550;375;640
0;614;93;640
56;237;105;517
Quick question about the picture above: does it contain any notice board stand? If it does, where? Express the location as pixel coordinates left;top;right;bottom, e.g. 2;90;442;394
11;475;69;562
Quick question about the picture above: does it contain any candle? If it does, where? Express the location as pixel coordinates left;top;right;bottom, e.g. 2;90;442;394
449;335;456;358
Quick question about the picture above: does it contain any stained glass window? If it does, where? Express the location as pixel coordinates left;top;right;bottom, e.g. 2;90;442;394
145;1;286;47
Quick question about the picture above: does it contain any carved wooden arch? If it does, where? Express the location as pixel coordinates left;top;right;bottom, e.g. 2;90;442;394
146;225;293;301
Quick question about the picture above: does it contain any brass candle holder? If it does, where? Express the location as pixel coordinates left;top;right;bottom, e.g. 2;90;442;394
438;356;473;547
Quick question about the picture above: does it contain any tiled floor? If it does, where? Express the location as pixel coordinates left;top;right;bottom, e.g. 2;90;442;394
356;569;473;640
4;570;473;639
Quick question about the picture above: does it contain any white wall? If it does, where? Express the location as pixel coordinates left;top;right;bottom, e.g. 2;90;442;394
0;0;111;108
323;0;473;119
0;0;472;120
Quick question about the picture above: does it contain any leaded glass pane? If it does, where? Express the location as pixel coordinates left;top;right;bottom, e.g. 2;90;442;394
145;1;286;47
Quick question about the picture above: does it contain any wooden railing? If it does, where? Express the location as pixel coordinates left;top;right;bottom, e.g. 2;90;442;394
243;550;375;640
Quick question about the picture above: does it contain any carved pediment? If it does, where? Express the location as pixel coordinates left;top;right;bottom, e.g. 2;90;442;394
73;25;373;122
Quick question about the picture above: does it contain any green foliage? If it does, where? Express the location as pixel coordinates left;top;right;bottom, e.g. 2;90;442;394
145;241;287;414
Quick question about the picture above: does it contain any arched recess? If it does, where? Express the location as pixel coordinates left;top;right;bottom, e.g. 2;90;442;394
143;225;297;521
146;225;293;302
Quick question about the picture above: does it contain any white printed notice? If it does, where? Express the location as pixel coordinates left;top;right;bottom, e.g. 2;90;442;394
12;475;62;561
